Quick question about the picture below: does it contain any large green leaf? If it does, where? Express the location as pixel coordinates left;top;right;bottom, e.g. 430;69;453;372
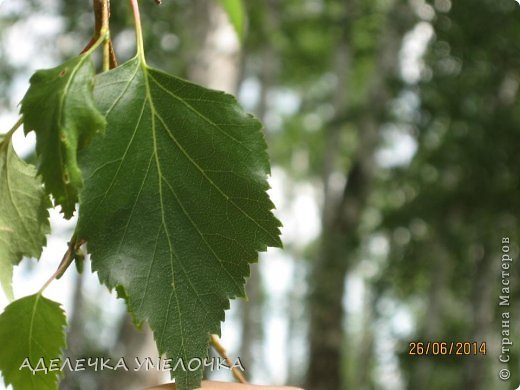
217;0;246;41
20;55;106;218
0;294;67;390
0;137;50;300
78;57;281;389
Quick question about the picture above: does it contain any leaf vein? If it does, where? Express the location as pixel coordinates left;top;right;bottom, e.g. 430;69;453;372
149;74;253;152
154;111;278;244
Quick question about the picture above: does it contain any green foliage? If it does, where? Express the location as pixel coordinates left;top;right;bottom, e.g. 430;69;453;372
0;136;50;300
0;294;67;390
0;1;281;388
375;1;520;387
77;56;281;388
20;55;106;218
217;0;246;41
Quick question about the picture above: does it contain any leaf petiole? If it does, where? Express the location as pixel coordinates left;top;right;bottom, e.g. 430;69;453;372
0;117;23;141
38;235;84;294
83;30;109;58
82;0;114;70
130;0;147;65
100;0;111;71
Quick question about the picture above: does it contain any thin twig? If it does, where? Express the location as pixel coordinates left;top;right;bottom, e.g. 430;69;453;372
101;0;110;71
82;0;118;69
1;117;23;140
105;0;117;68
210;334;248;384
108;39;118;69
80;37;97;55
80;0;103;54
38;235;84;293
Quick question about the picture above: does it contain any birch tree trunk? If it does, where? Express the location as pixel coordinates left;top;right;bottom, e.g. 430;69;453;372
306;3;407;388
462;246;494;390
188;0;241;93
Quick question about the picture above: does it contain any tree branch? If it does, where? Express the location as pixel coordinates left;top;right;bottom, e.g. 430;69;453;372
210;335;248;384
82;0;117;69
38;235;84;293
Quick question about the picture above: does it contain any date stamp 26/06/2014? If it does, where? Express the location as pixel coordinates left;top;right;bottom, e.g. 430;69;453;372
408;341;487;357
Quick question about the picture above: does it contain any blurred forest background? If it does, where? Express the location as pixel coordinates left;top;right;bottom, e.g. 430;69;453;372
1;0;519;389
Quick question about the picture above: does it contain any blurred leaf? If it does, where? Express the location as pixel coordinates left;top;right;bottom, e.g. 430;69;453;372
217;0;246;41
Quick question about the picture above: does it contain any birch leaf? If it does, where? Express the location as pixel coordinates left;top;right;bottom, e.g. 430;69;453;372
78;57;281;390
0;137;49;300
20;55;106;218
0;294;67;390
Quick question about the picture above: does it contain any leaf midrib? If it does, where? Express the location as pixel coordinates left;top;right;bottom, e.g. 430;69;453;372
55;56;90;203
140;60;189;383
140;62;251;293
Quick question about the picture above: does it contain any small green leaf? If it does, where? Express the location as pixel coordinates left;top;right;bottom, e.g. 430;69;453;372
0;294;67;390
20;55;106;218
78;57;281;390
217;0;246;41
0;137;50;300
